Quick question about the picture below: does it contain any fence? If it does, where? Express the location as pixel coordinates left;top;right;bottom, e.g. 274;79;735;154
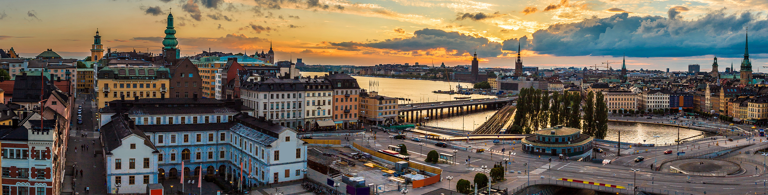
412;174;441;188
509;179;689;195
408;161;442;175
351;142;444;188
303;139;342;145
352;142;407;164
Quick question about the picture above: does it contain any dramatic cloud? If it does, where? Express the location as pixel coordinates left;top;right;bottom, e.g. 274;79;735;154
307;0;330;9
606;8;628;13
27;10;39;20
200;0;224;9
501;36;529;52
394;28;405;34
301;49;314;54
668;6;689;20
456;12;503;21
183;0;202;21
288;24;302;28
331;28;503;57
132;34;269;50
241;23;273;33
504;11;768;57
543;0;569;11
0;11;7;20
207;13;232;21
144;6;165;16
522;7;538;15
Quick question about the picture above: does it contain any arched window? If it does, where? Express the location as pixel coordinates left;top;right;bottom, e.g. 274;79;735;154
182;149;191;161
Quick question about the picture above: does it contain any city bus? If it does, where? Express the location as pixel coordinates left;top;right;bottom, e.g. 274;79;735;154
378;150;410;161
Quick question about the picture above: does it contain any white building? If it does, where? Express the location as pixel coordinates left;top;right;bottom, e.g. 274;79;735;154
240;78;306;129
639;90;669;112
102;114;159;194
547;81;564;93
604;91;638;113
302;78;333;130
99;98;308;192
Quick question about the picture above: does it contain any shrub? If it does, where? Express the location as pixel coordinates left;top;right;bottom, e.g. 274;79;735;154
474;173;489;189
456;179;471;194
425;150;439;164
398;144;409;155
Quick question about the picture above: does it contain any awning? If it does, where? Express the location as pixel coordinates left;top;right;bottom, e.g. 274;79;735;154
317;120;336;127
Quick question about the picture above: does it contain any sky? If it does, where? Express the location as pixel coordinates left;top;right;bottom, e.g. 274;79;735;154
1;0;768;71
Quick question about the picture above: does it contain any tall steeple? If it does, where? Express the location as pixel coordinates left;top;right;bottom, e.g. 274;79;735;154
162;12;179;62
267;41;275;64
90;29;104;62
740;27;752;85
471;50;479;82
621;55;627;82
514;41;523;77
711;56;719;78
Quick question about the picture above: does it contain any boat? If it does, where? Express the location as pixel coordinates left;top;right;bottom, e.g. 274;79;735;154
454;96;471;100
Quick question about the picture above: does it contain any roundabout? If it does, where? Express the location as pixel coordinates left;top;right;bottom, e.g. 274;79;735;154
663;159;742;176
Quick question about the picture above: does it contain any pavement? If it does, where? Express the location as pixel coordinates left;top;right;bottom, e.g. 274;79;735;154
304;120;768;195
62;94;107;195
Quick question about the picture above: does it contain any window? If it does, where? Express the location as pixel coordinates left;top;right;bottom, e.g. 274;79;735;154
196;152;201;160
181;117;187;124
158;154;164;161
285;169;289;178
182;149;191;161
196;134;201;142
130;144;136;149
129;176;135;185
144;158;150;168
296;169;301;176
170;135;176;143
220;132;225;141
18;187;27;195
296;148;301;159
208;133;214;142
219;151;225;158
170;153;176;161
285;136;290;142
115;159;122;170
274;150;279;161
158;135;164;144
169;117;174;125
2;167;9;177
143;175;150;184
208;151;213;159
129;158;136;169
183;134;189;143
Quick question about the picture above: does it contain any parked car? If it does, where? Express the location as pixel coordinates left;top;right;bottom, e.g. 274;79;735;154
393;135;405;139
664;150;673;154
77;119;83;124
411;138;421;142
646;116;652;119
435;142;448;148
634;156;645;162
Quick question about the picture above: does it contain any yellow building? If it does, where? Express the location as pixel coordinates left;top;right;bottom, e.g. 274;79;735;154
96;66;171;108
747;98;768;120
488;77;497;90
604;91;637;113
194;56;222;99
77;68;95;94
359;91;399;124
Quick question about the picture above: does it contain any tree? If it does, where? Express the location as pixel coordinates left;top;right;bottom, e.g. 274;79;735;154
490;164;505;182
508;125;524;134
76;61;88;68
550;92;560;127
456;179;471;194
0;69;10;81
425;150;439;164
560;93;570;126
584;91;595;136
474;81;491;89
595;92;609;139
539;91;550;129
473;173;489;189
84;56;92;61
488;72;497;78
398;144;409;156
569;94;581;129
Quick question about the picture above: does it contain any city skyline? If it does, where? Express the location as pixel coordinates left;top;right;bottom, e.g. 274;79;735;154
1;0;768;70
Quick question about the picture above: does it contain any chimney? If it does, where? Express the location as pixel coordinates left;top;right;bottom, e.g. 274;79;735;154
193;93;198;101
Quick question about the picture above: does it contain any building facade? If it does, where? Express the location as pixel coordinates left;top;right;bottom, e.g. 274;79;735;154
359;91;398;125
96;66;171;109
168;58;203;99
639;90;669;112
240;78;306;129
326;72;361;129
604;91;637;113
302;78;333;131
76;69;95;94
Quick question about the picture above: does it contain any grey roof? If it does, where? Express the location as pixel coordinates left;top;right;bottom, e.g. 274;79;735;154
101;114;157;154
139;123;235;132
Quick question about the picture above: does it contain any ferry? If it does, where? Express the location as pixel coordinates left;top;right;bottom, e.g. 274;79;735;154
454;96;471;100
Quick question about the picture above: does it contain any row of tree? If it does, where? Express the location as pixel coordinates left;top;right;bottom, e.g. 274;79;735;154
508;87;609;139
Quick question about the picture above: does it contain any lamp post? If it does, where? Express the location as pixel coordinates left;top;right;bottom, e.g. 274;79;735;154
334;183;340;195
502;158;509;172
631;168;641;194
369;183;375;195
420;143;424;156
453;150;458;165
446;176;453;194
169;184;173;195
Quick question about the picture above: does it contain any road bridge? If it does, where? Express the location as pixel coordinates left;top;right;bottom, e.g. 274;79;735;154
398;97;514;123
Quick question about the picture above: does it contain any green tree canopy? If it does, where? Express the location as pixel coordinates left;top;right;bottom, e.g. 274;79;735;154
474;173;489;189
490;167;504;182
76;61;88;68
456;179;471;194
425;150;439;164
474;81;491;89
0;69;10;81
398;144;409;156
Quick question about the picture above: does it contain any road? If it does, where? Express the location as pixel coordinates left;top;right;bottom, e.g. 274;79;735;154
63;94;108;195
315;128;768;194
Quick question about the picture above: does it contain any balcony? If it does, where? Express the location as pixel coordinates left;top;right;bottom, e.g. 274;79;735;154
160;87;167;93
345;93;350;98
103;87;110;93
344;109;350;113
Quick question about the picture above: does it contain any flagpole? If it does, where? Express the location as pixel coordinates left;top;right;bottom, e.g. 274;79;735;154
181;161;185;194
199;163;203;195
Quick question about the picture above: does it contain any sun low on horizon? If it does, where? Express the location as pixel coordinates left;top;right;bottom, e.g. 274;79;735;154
1;0;767;71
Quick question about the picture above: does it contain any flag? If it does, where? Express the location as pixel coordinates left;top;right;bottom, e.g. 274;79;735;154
180;161;184;184
239;161;243;188
198;163;202;188
249;159;252;177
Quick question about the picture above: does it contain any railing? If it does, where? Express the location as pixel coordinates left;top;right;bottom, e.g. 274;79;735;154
160;87;167;93
509;179;689;195
103;87;110;92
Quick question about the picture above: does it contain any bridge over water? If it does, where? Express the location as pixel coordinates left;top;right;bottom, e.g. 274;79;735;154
397;97;514;123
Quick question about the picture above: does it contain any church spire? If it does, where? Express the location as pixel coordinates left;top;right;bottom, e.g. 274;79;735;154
517;41;521;60
162;13;178;50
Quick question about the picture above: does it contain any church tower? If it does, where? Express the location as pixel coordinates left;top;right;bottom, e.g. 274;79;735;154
740;28;752;85
621;55;627;82
162;12;179;63
514;42;523;76
711;56;719;78
267;42;275;64
90;29;103;62
471;51;479;81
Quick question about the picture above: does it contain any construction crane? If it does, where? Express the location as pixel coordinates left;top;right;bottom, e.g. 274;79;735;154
592;60;621;70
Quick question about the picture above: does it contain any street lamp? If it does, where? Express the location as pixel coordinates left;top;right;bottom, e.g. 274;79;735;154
446;176;454;194
419;143;424;156
502;158;509;172
334;183;340;194
631;168;641;194
453;150;458;165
